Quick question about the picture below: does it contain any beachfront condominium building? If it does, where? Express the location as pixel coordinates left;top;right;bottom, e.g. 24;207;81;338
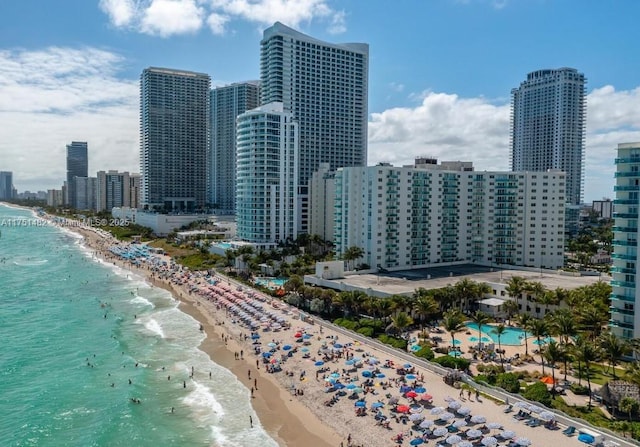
210;81;260;212
331;160;566;271
74;176;97;211
308;163;336;242
511;68;586;207
0;171;14;200
140;67;210;212
235;102;299;244
610;142;640;339
96;170;140;212
66;141;88;208
260;22;368;233
46;189;63;207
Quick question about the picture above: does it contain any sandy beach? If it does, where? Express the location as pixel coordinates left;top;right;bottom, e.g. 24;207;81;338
63;220;626;447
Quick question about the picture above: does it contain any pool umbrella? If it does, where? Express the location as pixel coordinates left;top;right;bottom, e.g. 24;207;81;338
515;438;531;446
498;430;516;440
465;429;482;439
409;413;424;422
453;420;468;428
470;415;486;424
409;439;424;446
446;434;462;445
430;406;444;415
456;407;471;416
432;427;448;437
480;436;497;446
414;386;426;393
314;361;324;367
486;422;502;430
438;412;455;421
396;405;411;413
405;391;418;398
419;419;434;429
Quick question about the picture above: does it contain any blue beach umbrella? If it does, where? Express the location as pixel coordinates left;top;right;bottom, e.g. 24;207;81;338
403;363;413;369
334;343;343;349
361;370;372;378
251;333;260;339
314;361;324;367
372;402;384;409
330;372;340;379
345;359;355;366
262;352;272;358
410;438;424;445
406;374;417;380
267;342;277;348
301;347;309;353
303;333;312;339
355;401;366;407
376;373;386;379
414;386;426;393
346;383;357;390
282;345;292;351
334;383;345;390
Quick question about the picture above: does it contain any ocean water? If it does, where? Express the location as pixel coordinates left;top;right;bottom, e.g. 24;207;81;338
0;204;278;447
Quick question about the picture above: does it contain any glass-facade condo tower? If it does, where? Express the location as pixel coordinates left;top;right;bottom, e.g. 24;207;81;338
611;142;640;339
510;68;586;206
211;81;260;212
260;22;369;231
66;141;88;208
140;67;210;212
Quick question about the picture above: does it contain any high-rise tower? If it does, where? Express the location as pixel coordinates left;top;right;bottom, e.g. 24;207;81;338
140;67;210;212
510;68;586;206
211;81;260;212
66;141;88;208
259;23;368;232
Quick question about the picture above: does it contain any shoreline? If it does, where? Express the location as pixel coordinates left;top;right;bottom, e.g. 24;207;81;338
71;224;341;447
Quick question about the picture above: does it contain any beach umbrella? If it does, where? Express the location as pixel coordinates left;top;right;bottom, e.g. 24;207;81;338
453;420;468;428
409;439;424;446
330;372;340;379
514;437;531;446
396;405;411;413
346;383;357;390
465;429;482;439
458;441;473;447
351;357;362;363
262;352;272;358
294;332;302;338
539;411;556;421
409;405;423;414
352;387;364;394
303;333;312;339
354;401;366;407
345;359;355;366
486;422;502;430
376;373;386;379
406;374;417;380
409;413;424;422
267;342;277;348
314;361;324;367
443;396;455;402
420;394;433;402
446;434;462;445
498;430;516;440
368;357;380;364
419;419;434;429
438;412;455;421
361;370;372;378
456;407;471;416
414;386;426;393
372;402;384;409
334;343;343;349
480;436;498;446
448;400;462;410
251;333;260;339
388;396;399;405
400;384;412;393
282;345;292;351
432;427;448;437
430;406;444;415
514;401;530;410
470;415;486;424
301;347;309;353
403;363;413;369
528;405;544;414
405;391;418;398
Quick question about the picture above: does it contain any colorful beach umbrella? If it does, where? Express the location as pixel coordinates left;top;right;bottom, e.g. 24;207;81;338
396;405;410;413
314;361;324;367
409;439;424;446
405;391;418;398
414;386;426;393
282;345;292;350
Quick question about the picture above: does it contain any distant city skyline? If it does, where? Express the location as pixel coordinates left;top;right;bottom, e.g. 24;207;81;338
1;1;639;202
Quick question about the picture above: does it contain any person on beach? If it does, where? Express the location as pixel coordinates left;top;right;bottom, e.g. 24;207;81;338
249;415;253;428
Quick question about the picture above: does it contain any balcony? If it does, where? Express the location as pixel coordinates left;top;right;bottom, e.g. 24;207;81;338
610;307;635;316
611;293;636;302
614;213;639;219
609;320;635;330
613;226;638;233
611;280;636;288
614;199;639;205
612;240;638;247
614;171;640;178
612;253;637;261
614;185;640;191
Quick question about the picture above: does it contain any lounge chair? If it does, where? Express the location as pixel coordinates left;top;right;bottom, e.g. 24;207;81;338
503;404;513;413
562;426;576;436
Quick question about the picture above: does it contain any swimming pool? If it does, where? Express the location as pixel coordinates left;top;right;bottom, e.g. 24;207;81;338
465;322;530;346
254;277;287;289
213;242;232;250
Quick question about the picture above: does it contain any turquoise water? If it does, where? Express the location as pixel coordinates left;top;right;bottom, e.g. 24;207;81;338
0;205;278;447
465;322;528;346
213;242;232;250
253;278;287;289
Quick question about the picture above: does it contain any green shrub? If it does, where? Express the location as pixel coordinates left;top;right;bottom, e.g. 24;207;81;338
570;383;590;395
357;326;374;337
496;373;522;393
333;318;359;331
523;382;552;407
376;334;408;350
414;345;435;361
433;356;470;370
475;374;495;386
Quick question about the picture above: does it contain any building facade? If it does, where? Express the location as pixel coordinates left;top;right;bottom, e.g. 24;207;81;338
46;189;63;207
140;67;210;212
510;68;586;207
260;22;369;233
235;102;299;244
332;161;566;271
610;142;640;339
308;163;336;242
96;170;139;212
75;176;97;211
66;141;88;208
211;81;260;212
0;171;14;200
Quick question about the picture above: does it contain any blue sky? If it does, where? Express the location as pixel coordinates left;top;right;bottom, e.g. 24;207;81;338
1;0;639;202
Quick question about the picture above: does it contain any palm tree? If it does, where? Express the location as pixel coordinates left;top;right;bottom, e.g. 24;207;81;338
470;311;491;348
599;332;629;379
517;313;533;358
453;278;477;310
578;307;607;341
550;309;577;382
528;319;549;375
525;281;547;318
502;300;519;325
505;276;528;304
343;246;364;271
619;397;639;421
413;294;439;329
442;309;466;349
625;362;640;387
573;337;601;407
387;312;414;336
492;324;507;369
543;340;562;390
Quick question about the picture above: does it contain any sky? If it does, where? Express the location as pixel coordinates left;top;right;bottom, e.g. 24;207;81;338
1;0;639;202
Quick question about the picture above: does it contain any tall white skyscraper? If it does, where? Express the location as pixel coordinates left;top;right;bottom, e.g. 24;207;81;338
140;67;211;212
235;103;299;244
260;22;368;232
210;81;260;212
510;68;586;206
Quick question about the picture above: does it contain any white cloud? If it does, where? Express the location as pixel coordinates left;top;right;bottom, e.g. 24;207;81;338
368;87;640;202
140;0;204;37
98;0;346;36
0;47;139;192
99;0;136;27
